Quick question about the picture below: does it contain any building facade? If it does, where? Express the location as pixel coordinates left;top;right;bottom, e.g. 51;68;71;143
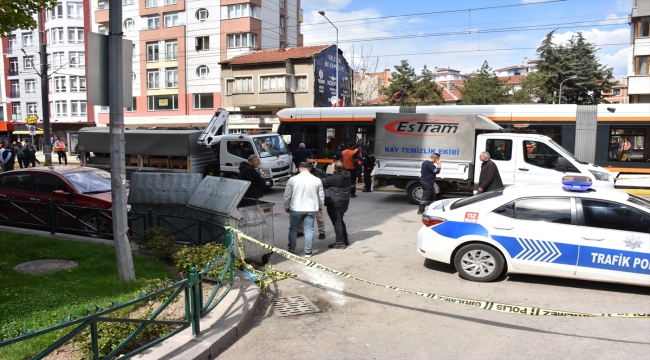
628;0;650;103
93;0;303;128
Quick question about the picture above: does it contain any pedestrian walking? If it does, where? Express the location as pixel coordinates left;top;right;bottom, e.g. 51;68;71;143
362;145;376;192
322;161;351;249
298;157;327;239
342;142;359;198
25;144;38;167
477;151;504;193
418;153;441;215
292;143;312;171
55;137;67;165
1;144;16;172
14;143;26;169
238;154;265;201
283;162;324;257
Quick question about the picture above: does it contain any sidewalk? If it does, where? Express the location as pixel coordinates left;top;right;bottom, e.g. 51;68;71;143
0;225;260;360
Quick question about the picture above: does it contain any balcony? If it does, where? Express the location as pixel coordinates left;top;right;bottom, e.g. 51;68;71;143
9;91;20;98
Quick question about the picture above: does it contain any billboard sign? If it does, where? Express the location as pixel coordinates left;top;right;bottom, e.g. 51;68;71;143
313;46;351;107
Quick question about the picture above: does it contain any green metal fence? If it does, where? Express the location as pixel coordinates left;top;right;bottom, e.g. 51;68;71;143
0;215;236;360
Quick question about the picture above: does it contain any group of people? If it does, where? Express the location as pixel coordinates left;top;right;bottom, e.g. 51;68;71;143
0;141;41;172
610;137;633;162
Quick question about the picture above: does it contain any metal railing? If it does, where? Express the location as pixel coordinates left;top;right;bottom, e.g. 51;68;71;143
0;210;236;359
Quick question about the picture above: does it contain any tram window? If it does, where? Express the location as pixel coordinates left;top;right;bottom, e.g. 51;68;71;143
278;123;292;146
301;125;318;154
325;126;349;155
609;127;647;162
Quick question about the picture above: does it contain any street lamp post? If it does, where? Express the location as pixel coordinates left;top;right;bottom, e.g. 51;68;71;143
318;11;339;107
558;75;578;104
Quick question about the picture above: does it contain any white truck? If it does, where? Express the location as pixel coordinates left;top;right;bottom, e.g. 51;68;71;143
197;109;292;187
374;112;615;204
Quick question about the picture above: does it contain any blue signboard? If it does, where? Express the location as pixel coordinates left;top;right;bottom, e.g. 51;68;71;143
313;46;351;107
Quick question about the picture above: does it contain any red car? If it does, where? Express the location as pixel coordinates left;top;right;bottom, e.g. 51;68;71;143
0;166;123;237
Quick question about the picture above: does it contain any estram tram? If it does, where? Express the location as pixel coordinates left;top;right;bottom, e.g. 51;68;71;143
277;104;650;174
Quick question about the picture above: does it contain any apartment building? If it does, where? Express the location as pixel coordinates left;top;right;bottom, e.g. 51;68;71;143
93;0;303;128
628;0;650;103
603;79;629;104
1;1;93;147
353;69;390;105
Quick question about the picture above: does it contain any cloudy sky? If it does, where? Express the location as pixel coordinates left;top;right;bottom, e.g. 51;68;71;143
299;0;632;78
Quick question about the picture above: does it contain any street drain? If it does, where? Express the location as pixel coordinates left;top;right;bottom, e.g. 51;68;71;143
271;295;321;317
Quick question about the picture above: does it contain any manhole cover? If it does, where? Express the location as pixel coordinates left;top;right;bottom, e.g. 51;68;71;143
271;295;321;317
14;259;78;275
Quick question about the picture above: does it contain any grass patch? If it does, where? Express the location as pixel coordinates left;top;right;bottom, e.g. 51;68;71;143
0;231;173;360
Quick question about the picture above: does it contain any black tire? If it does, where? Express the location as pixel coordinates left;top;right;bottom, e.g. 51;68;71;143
80;213;113;238
453;243;505;282
406;182;439;205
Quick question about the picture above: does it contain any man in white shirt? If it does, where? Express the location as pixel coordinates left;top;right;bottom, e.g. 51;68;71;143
284;162;325;257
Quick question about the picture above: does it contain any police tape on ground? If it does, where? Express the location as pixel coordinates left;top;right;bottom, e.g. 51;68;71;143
225;226;650;319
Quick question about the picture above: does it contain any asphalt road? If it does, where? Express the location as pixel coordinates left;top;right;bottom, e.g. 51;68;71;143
219;187;650;359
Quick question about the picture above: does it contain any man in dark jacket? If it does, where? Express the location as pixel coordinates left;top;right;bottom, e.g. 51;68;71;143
477;151;504;193
418;153;441;215
332;143;345;161
238;155;265;200
292;143;312;171
322;160;351;249
361;145;376;192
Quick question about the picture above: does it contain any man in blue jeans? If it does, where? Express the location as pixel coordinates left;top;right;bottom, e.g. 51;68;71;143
284;162;324;257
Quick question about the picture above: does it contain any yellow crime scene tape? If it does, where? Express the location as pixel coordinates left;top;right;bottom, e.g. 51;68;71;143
226;226;650;319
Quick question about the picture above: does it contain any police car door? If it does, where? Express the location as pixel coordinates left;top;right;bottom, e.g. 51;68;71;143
575;198;650;285
487;197;580;276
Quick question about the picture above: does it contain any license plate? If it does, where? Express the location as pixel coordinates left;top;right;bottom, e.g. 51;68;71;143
278;176;290;183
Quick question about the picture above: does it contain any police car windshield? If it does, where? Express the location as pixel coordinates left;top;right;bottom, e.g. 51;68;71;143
628;194;650;212
253;135;290;158
450;190;504;210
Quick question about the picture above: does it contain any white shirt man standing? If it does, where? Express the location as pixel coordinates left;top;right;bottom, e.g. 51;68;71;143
284;161;324;257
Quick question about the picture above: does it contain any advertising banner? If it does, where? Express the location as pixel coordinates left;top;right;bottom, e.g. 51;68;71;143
313;46;352;107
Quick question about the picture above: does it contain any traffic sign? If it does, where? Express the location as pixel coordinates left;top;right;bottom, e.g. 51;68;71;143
29;126;36;136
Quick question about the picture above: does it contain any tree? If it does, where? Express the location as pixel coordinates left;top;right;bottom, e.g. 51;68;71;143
0;0;57;38
348;45;384;106
459;61;511;104
381;59;418;106
533;30;616;104
413;65;444;105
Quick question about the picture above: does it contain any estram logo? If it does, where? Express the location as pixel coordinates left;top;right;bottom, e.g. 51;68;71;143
385;117;462;136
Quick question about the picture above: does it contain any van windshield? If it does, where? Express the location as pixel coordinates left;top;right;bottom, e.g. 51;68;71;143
253;135;290;158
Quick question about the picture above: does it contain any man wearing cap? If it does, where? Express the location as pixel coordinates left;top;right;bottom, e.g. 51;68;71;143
284;162;324;257
298;157;328;239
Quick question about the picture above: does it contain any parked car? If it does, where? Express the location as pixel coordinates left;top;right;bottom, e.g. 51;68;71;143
0;166;123;236
416;176;650;286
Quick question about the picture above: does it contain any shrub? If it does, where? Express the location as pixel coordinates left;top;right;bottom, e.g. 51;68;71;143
138;226;177;263
174;242;240;278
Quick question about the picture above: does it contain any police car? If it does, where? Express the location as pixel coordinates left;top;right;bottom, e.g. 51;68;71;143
416;176;650;286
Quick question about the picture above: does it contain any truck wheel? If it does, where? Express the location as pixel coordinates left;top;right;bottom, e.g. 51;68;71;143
453;243;505;282
406;183;440;205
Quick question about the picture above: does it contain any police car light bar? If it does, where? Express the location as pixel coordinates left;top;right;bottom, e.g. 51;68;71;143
562;175;592;191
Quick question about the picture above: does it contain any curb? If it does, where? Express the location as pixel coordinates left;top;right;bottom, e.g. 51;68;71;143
620;188;650;195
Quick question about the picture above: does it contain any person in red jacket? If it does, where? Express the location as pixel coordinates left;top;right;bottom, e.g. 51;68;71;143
341;142;359;198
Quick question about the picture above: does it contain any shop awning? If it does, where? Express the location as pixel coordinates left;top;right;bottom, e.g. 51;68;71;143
12;124;44;135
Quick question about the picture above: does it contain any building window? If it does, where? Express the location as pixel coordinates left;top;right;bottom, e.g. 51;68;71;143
98;26;107;35
147;42;159;62
126;97;137;111
635;56;649;75
123;18;134;31
9;59;19;76
67;2;83;18
98;0;108;10
164;0;177;4
233;77;253;93
124;0;135;5
280;0;285;9
166;68;178;88
7;35;17;53
165;40;178;60
52;76;67;92
195;36;209;51
132;72;137;83
48;28;64;44
22;33;33;47
69;52;85;67
196;65;209;78
51;52;65;68
12;104;22;120
54;101;68;117
27;103;38;116
10;81;20;98
148;95;178;111
196;8;208;21
193;93;214;109
638;17;650;38
145;0;158;8
147;70;160;89
261;75;287;92
280;16;285;36
26;79;37;93
147;16;160;29
295;76;307;92
70;76;86;92
227;33;256;48
164;13;179;27
49;2;64;19
612;88;621;96
24;56;34;70
68;28;84;43
71;101;87;116
227;3;254;18
226;80;234;95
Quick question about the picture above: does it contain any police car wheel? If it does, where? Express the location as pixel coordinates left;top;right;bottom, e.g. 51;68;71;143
454;244;504;282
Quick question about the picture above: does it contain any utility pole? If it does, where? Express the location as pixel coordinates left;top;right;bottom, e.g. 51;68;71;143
37;13;51;165
109;0;135;281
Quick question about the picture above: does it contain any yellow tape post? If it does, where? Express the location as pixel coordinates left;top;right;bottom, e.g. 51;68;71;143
225;227;650;319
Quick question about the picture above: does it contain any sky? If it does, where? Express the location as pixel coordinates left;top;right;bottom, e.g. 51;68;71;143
299;0;633;79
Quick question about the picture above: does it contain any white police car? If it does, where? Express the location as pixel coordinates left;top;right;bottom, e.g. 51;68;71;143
416;176;650;286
